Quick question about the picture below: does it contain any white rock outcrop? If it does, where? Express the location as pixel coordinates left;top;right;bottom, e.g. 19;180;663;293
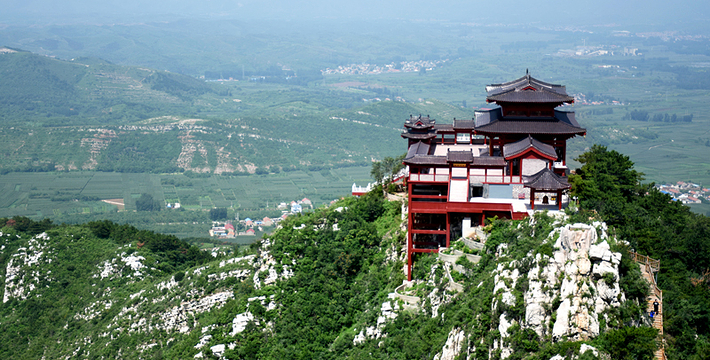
252;239;294;289
433;328;465;360
353;300;401;345
231;312;256;336
489;221;627;354
3;233;52;303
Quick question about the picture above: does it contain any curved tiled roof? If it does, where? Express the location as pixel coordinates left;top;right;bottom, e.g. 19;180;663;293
405;141;431;159
474;118;586;136
433;124;454;132
403;155;447;165
487;87;574;104
401;132;437;140
404;114;435;129
503;135;557;160
453;119;475;130
523;168;570;190
486;73;573;104
486;73;568;96
472;156;507;167
447;150;474;163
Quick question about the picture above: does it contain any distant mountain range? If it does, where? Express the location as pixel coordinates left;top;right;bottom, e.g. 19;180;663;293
0;49;476;174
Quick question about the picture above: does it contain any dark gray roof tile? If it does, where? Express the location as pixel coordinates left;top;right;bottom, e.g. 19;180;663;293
403;155;448;165
523;168;570;190
503;135;557;159
472;156;507;167
447;150;474;163
475;118;586;136
453;119;475;130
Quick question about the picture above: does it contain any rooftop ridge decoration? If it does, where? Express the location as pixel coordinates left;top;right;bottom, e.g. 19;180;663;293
404;114;435;129
485;72;574;105
486;71;568;96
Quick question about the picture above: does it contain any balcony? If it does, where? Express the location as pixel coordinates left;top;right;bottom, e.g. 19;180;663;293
409;173;523;184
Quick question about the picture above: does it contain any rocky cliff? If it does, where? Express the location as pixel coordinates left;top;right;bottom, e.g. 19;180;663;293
0;198;655;359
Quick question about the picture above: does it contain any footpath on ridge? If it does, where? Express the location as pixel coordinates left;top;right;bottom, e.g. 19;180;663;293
631;251;666;360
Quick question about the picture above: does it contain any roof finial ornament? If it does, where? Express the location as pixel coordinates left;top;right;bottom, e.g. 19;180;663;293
526;68;529;75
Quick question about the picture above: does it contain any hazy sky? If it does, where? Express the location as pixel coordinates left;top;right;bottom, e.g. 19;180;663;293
2;0;709;28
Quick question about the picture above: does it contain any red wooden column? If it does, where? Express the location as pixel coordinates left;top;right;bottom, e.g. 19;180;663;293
407;248;412;281
407;181;414;281
557;189;563;210
530;188;536;210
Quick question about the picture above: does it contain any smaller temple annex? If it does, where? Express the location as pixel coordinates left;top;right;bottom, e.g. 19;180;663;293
402;72;586;279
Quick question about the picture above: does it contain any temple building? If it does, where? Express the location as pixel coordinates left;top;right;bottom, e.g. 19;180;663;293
402;72;586;279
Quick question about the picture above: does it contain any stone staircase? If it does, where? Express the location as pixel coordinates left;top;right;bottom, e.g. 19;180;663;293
631;252;666;360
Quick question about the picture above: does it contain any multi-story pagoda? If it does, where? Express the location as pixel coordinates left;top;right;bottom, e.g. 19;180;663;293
402;72;585;280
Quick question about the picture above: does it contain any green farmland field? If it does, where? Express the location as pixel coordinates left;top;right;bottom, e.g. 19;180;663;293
0;167;372;237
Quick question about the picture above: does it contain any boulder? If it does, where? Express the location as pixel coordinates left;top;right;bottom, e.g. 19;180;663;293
576;257;592;275
589;241;610;261
610;252;622;265
525;302;546;335
601;250;613;262
560;276;577;299
231;312;255;336
499;314;513;338
573;307;600;339
580;344;599;357
552;299;571;340
592;262;618;280
596;280;622;304
210;344;225;357
434;328;465;360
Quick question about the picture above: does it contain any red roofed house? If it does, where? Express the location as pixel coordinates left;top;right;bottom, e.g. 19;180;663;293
685;196;701;204
402;72;586;280
225;223;235;236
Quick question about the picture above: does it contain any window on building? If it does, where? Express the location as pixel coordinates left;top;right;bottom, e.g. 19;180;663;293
555;147;564;162
456;133;471;144
470;185;484;198
512;158;520;176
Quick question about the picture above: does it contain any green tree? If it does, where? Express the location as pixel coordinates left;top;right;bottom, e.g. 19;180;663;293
569;144;644;205
209;208;228;220
599;326;658;360
370;153;406;185
568;145;644;225
135;193;161;211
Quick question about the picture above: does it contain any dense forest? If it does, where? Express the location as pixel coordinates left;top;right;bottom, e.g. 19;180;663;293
570;145;710;359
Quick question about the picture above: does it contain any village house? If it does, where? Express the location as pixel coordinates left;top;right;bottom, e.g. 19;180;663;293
291;203;302;214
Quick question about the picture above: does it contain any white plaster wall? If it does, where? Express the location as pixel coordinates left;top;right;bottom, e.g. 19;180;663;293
522;159;548;176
